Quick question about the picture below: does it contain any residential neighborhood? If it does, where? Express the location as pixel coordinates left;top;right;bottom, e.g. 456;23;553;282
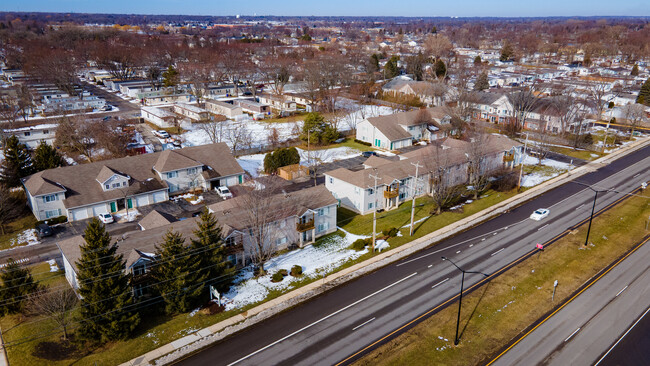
0;6;649;366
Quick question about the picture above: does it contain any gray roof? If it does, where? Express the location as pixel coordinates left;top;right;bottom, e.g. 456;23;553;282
365;107;448;142
138;209;177;230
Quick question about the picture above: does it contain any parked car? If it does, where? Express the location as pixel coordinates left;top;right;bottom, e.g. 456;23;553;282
216;186;233;199
101;105;112;111
36;224;53;238
97;213;114;224
530;208;550;221
153;130;170;139
172;139;182;147
362;151;377;158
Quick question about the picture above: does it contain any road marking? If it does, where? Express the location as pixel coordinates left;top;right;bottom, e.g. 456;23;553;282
431;278;450;289
565;327;581;342
227;272;418;365
491;248;505;256
504;226;509;230
427;265;433;268
594;307;650;366
575;204;584;210
537;224;549;231
615;285;628;297
633;173;640;178
469;244;474;248
352;317;376;331
493;232;498;236
456;250;461;254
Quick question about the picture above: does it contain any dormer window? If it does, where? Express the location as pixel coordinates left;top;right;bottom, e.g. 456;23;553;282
105;184;110;189
166;171;178;179
187;167;198;175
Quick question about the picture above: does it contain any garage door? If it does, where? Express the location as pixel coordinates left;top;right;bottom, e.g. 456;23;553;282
92;205;108;216
70;208;89;221
135;195;149;207
153;191;167;203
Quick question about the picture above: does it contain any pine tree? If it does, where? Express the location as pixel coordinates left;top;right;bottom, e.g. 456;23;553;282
151;230;202;314
434;59;447;78
0;258;38;315
630;64;639;76
162;65;179;88
0;135;33;188
473;55;482;65
384;56;400;78
76;218;139;342
33;141;64;172
474;72;490;91
189;210;233;303
637;78;650;106
500;42;514;62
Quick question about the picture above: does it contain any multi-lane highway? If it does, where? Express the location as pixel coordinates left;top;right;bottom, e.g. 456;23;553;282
491;236;650;366
175;143;650;366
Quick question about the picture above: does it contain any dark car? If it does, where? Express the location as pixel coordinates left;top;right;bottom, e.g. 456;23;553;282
362;151;377;158
36;224;53;238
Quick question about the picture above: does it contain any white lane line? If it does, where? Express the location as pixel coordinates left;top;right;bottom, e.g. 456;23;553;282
594;307;650;366
564;327;581;342
575;204;585;210
469;244;474;248
537;224;549;231
456;250;461;254
491;248;505;256
633;173;640;178
226;272;418;365
615;285;628;297
427;265;433;268
352;317;376;331
432;278;450;289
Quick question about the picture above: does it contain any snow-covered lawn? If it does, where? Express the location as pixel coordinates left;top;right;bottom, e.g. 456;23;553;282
171;193;204;205
222;229;369;311
113;209;140;223
520;154;572;187
9;229;40;247
47;259;59;272
236;146;363;177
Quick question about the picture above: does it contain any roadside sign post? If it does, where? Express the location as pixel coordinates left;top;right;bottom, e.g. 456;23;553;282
552;280;558;302
536;243;544;259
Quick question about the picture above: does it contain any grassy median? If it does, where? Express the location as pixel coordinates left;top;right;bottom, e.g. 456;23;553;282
354;192;650;366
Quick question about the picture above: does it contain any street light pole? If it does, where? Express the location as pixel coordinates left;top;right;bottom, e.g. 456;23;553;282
410;161;423;236
369;169;381;252
441;256;490;345
584;189;601;247
517;132;529;190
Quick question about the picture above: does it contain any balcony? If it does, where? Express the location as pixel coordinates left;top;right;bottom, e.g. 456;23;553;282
384;189;399;199
503;153;514;162
296;219;315;232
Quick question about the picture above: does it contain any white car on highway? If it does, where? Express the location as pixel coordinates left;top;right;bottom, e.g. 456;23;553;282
530;208;550;221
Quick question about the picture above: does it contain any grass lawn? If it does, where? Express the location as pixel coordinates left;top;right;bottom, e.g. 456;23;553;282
0;215;38;251
549;146;603;161
355;193;650;366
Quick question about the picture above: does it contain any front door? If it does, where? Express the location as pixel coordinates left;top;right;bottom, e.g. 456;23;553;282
110;201;117;213
127;198;133;209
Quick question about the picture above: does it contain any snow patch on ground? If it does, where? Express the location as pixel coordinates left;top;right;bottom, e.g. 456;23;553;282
222;229;369;311
520;153;572;187
298;146;362;165
113;209;140;222
236;153;266;177
47;259;59;272
10;229;39;247
522;154;572;170
171;193;203;205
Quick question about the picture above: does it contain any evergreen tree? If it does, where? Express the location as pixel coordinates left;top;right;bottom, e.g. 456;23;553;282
637;78;650;106
189;210;233;301
434;59;447;78
475;72;490;91
583;54;591;67
474;55;482;65
162;65;179;88
631;64;639;76
76;218;139;342
151;230;202;314
300;112;339;145
384;56;400;78
369;54;380;73
0;258;38;315
33;141;64;172
0;135;33;188
264;147;301;174
500;42;514;62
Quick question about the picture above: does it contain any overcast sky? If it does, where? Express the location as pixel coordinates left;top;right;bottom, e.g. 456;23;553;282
1;0;649;18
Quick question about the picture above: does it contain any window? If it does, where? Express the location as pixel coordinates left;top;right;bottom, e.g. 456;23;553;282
45;209;61;218
187;167;198;175
367;188;374;195
275;237;287;246
227;254;237;265
105;184;110;190
42;194;57;203
169;183;179;192
329;177;333;184
122;181;127;187
225;236;236;247
166;171;178;179
318;222;330;233
24;132;30;136
355;187;360;195
112;183;121;188
133;265;146;276
368;202;374;210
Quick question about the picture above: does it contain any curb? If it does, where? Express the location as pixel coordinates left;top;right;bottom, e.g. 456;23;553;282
122;137;650;366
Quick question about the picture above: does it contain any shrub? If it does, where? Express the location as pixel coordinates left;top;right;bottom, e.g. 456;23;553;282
354;139;372;146
290;265;303;276
35;216;68;227
279;269;289;276
350;238;368;251
381;227;399;237
271;272;284;282
492;169;519;192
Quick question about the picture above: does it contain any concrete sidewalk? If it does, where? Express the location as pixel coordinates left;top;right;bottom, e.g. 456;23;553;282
121;137;650;366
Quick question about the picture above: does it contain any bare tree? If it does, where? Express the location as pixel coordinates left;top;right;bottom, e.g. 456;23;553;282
344;104;363;133
428;146;462;214
54;115;96;161
305;148;333;187
588;80;611;121
550;93;586;134
225;121;253;155
0;92;21;129
507;86;539;136
267;127;280;148
27;287;78;340
198;120;226;144
0;187;24;235
621;103;647;137
465;131;491;200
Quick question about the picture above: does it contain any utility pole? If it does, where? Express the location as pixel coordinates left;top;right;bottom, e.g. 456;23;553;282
602;120;611;153
369;169;381;252
409;161;423;236
517;132;529;190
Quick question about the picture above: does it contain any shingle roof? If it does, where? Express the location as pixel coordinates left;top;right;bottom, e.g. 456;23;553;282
153;150;202;173
365;107;449;142
21;173;66;196
95;166;124;184
138;209;177;230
